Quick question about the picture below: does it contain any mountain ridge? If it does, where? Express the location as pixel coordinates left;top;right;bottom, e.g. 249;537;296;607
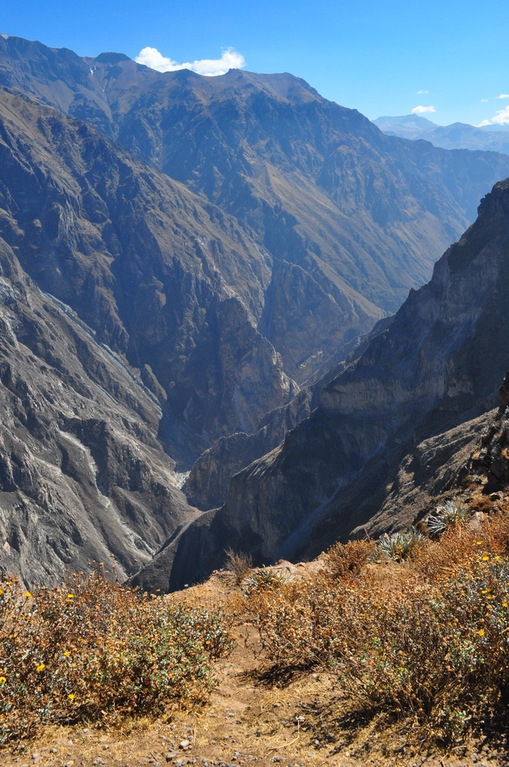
375;113;509;154
3;35;509;384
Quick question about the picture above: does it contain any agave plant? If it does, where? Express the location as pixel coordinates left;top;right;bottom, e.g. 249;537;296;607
243;567;285;595
426;500;470;537
377;528;426;562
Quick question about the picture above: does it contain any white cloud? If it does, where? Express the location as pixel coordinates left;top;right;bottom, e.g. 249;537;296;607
135;46;245;76
477;104;509;126
416;89;429;95
480;98;489;103
498;93;509;99
411;105;436;115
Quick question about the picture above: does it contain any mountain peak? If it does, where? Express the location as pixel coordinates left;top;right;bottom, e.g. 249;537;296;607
374;114;439;133
94;51;132;64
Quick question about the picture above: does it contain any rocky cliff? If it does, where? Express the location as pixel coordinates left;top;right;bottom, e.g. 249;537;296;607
0;87;297;463
4;34;509;586
0;233;200;585
0;87;297;584
183;317;391;510
132;178;509;591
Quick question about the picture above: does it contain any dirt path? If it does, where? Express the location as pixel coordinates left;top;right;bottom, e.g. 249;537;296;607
2;572;507;767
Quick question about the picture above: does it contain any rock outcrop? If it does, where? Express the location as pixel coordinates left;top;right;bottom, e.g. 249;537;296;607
184;318;390;510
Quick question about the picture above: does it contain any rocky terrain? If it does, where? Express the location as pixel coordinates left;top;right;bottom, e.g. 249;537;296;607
2;33;509;585
0;232;198;584
133;176;509;592
0;88;296;583
0;88;297;453
3;34;509;386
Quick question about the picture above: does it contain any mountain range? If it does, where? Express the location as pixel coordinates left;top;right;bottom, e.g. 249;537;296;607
1;34;509;586
375;113;509;154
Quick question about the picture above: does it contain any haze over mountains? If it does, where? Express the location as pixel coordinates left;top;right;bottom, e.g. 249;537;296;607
1;34;509;586
375;113;509;154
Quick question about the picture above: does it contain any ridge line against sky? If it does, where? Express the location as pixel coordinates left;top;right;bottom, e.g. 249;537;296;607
1;0;508;127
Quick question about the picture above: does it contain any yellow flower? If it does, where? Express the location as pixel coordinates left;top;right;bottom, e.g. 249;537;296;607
25;591;32;598
63;651;71;658
67;593;75;600
477;629;486;637
502;602;508;608
0;676;6;685
481;556;490;562
67;693;75;701
0;589;4;595
494;555;501;561
476;541;483;546
36;663;46;673
481;589;488;594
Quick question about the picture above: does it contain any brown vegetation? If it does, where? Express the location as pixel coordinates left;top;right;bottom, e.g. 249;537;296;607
2;496;509;765
0;571;233;745
248;511;509;747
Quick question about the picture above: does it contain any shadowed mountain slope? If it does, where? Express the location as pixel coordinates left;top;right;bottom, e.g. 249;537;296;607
131;177;509;591
0;88;297;465
0;233;199;585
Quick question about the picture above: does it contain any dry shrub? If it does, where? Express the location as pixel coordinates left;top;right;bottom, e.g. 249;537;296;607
248;513;509;743
468;496;494;514
412;509;509;583
0;572;233;745
224;548;253;586
247;579;317;669
322;539;377;579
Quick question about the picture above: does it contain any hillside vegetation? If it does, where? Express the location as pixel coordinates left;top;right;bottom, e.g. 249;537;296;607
2;484;509;765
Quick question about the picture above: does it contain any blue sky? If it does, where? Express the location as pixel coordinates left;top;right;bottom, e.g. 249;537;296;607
1;0;508;126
